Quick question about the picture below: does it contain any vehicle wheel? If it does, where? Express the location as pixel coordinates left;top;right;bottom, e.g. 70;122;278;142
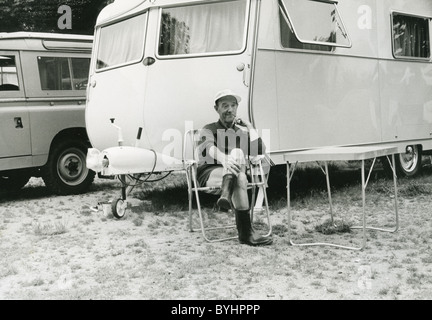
0;171;31;192
42;138;95;195
112;198;127;219
383;145;422;177
396;145;422;177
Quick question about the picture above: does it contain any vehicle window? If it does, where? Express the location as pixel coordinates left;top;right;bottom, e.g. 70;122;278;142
71;58;90;90
279;6;332;52
158;0;248;56
38;57;90;91
279;0;351;49
0;55;20;91
96;13;147;70
393;13;430;59
38;57;71;90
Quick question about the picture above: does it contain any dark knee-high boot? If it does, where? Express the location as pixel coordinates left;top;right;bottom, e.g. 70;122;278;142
235;209;273;246
217;174;235;210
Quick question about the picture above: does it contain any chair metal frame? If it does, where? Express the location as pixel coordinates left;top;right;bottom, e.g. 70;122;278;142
183;129;272;242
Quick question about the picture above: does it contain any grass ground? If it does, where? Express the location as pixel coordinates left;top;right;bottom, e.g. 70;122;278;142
1;159;432;300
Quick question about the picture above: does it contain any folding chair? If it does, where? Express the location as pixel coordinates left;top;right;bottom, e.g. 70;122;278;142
183;129;272;242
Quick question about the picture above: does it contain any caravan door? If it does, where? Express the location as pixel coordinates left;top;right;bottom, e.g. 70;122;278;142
86;12;149;151
140;0;255;158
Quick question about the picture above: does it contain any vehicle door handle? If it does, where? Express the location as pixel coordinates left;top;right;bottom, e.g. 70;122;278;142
14;117;23;129
143;57;156;66
237;63;250;87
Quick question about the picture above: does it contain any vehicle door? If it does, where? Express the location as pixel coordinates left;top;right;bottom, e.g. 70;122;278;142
141;0;255;157
86;12;150;151
0;51;31;160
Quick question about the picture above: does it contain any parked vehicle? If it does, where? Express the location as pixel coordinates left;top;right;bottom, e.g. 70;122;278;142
86;0;432;180
0;32;95;194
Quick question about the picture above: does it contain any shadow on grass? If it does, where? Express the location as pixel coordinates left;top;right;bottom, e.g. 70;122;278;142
0;184;50;203
266;162;368;202
0;176;120;204
4;161;432;210
134;178;191;212
135;183;222;212
267;161;432;207
131;163;376;212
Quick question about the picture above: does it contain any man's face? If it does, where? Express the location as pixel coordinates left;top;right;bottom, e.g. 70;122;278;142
215;96;238;126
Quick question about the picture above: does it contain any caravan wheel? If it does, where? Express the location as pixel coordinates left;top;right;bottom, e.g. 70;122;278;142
112;198;127;219
396;145;422;177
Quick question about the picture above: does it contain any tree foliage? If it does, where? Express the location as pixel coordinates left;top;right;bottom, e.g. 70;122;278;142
0;0;113;35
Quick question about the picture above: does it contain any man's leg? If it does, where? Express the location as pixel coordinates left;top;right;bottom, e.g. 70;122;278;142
231;171;249;210
230;149;272;246
217;173;235;210
208;150;246;210
232;171;272;246
206;167;226;191
206;164;271;246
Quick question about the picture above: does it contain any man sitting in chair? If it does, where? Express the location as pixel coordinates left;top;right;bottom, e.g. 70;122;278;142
196;89;272;246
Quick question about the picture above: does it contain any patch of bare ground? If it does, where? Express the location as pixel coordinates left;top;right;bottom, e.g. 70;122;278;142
1;161;432;300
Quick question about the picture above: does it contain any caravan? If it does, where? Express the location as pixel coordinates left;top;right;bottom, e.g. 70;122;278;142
86;0;432;209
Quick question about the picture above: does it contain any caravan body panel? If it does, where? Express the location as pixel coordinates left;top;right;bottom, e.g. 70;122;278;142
86;0;432;174
253;0;432;160
86;0;256;160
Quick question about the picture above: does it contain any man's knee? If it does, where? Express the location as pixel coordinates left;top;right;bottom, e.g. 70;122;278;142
206;167;224;188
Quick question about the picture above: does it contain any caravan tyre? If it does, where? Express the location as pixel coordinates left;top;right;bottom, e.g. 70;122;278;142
42;138;95;195
112;198;127;219
383;145;422;178
395;145;422;177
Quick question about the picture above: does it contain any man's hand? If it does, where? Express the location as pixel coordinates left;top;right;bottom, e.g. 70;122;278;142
235;118;253;130
222;155;241;176
236;117;260;142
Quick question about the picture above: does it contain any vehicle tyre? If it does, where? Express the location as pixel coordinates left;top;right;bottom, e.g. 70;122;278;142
383;145;422;178
0;170;31;192
396;145;422;177
42;138;95;195
112;198;127;219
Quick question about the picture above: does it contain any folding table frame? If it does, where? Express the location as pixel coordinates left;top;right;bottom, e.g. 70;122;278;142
284;146;399;250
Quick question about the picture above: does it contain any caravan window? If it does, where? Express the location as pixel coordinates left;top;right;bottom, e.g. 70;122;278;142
158;0;248;56
392;13;430;59
279;0;351;49
38;57;90;91
96;14;147;70
0;56;19;91
279;4;332;51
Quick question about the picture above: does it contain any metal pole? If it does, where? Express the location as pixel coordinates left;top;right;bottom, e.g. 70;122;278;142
361;159;366;249
324;161;334;224
287;161;292;244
